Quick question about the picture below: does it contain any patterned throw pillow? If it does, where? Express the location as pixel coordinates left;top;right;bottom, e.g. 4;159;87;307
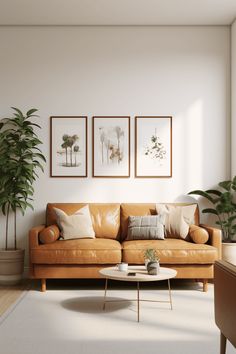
127;215;165;240
53;205;95;240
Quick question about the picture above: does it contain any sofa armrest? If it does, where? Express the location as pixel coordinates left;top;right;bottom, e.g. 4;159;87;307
200;224;222;259
29;225;46;248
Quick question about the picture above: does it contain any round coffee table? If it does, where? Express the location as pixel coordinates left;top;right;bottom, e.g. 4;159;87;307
99;266;177;322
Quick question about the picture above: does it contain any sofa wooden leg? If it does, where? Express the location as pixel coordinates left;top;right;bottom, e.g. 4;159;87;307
220;332;227;354
41;279;46;292
203;279;208;292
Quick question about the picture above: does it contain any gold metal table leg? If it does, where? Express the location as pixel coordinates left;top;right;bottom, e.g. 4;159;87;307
168;279;173;310
103;278;108;310
137;281;140;322
102;278;173;320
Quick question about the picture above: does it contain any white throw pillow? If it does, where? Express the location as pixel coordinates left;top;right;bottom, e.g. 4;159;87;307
53;205;95;239
155;204;197;239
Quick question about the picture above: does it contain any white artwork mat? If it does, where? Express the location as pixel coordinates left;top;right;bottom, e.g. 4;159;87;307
51;117;87;177
93;117;130;177
136;117;172;177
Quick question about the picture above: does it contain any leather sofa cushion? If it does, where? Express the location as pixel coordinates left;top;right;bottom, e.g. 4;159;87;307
121;203;199;240
122;239;218;264
46;203;120;239
31;238;122;264
121;204;156;240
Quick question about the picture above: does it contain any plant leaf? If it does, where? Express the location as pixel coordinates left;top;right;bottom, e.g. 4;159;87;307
219;180;232;191
26;108;38;117
11;107;24;118
202;208;219;215
206;189;222;197
188;190;215;203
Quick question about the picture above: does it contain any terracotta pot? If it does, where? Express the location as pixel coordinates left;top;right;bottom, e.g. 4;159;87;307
222;242;236;266
0;249;25;285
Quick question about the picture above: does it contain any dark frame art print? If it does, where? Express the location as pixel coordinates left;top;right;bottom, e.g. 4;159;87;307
135;116;172;178
93;116;130;177
50;116;87;177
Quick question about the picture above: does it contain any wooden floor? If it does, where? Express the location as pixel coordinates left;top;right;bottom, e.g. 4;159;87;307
0;278;211;317
0;280;31;317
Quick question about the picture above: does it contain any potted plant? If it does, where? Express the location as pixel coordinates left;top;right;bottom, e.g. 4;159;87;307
189;176;236;265
144;248;160;275
0;107;46;284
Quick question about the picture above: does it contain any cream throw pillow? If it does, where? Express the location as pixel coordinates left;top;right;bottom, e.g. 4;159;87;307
53;205;95;239
155;204;197;239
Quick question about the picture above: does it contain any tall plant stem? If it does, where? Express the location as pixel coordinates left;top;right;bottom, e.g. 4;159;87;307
5;203;10;250
14;209;17;250
217;213;225;239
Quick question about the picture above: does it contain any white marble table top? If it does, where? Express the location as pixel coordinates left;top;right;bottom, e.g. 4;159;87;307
99;265;177;282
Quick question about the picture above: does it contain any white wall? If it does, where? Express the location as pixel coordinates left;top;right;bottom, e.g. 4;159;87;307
232;19;236;176
0;26;230;262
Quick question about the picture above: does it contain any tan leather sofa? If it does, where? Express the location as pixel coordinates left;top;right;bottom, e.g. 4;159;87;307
29;203;221;292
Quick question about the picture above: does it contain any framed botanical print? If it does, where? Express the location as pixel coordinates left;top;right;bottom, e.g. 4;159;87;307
135;116;172;178
93;116;130;177
50;116;87;177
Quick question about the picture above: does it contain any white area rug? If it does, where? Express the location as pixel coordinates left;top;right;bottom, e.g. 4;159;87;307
0;284;235;354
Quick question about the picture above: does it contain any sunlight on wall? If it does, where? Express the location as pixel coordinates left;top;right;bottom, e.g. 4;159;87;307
185;99;203;190
232;19;236;177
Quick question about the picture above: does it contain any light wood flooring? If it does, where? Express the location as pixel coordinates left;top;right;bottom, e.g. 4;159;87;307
0;280;31;317
0;278;210;317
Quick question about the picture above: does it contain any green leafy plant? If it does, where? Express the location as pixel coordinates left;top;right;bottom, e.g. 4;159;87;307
188;176;236;242
144;248;159;262
0;107;46;250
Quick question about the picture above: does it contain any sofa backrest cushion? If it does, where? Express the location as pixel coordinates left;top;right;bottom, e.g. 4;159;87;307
46;203;120;239
121;203;199;240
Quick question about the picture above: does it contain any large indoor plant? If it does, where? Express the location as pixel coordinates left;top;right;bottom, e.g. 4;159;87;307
0;107;46;284
189;177;236;264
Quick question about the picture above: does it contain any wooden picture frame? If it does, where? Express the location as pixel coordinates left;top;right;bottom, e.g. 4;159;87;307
50;116;87;177
92;116;130;178
135;116;172;178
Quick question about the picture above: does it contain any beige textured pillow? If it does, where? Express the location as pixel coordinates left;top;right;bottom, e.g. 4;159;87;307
156;204;197;239
53;205;95;239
